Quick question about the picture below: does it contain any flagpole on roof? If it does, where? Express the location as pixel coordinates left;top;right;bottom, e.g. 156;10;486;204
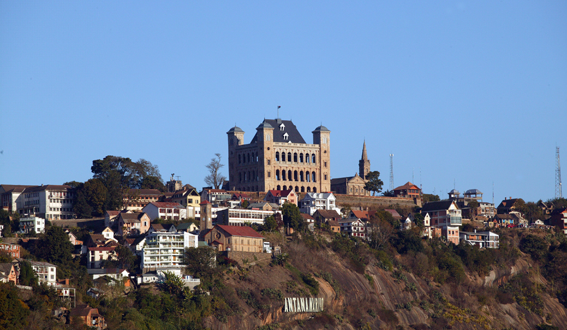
277;106;281;119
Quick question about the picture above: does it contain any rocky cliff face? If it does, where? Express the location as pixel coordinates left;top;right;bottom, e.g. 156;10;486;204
204;239;567;330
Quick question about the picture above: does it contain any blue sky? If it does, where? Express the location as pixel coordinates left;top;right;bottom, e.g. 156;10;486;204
1;1;566;204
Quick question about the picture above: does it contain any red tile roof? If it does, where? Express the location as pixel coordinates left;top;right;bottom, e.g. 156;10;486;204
200;200;211;205
268;189;293;198
147;202;184;208
216;225;264;238
394;182;420;191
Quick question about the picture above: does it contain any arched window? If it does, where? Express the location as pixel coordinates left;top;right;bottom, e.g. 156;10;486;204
277;185;281;190
313;187;317;193
312;154;316;164
294;171;298;181
238;154;241;164
275;152;279;162
294;153;298;162
307;187;311;192
282;171;286;181
276;170;280;181
287;153;292;162
301;186;305;192
239;173;242;183
300;171;304;182
288;170;293;181
312;172;316;182
283;185;287;190
306;172;310;182
300;153;304;163
247;154;250;163
306;153;310;164
295;186;299;192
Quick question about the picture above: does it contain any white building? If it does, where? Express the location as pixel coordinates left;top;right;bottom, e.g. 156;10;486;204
459;230;499;249
19;185;76;220
87;247;117;269
19;216;45;234
88;268;130;283
141;231;198;271
215;208;280;226
421;200;462;245
299;192;340;216
29;261;57;285
102;227;114;240
142;202;187;221
339;218;367;239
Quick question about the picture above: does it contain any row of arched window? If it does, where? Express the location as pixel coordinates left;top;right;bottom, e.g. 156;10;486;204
277;185;317;193
275;151;316;164
275;170;316;183
238;152;259;165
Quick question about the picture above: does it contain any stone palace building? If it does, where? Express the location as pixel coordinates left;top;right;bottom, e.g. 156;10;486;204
227;118;331;193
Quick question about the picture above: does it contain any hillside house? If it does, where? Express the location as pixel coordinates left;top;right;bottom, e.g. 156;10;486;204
550;208;567;235
339;218;367;239
421;200;462;244
171;187;201;218
459;230;499;248
0;263;17;284
143;202;187;221
264;189;298;206
299;192;340;215
141;231;198;271
203;225;264;253
117;212;151;236
70;304;106;329
87;247;117;269
29;260;57;285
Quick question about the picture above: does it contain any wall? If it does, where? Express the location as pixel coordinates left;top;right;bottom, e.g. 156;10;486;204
335;194;419;210
225;251;272;265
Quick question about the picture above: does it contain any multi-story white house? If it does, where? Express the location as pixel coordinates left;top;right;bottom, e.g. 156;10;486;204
1;185;76;220
141;231;198;271
459;230;499;248
142;202;187;221
87;247;117;269
29;261;57;285
421;200;462;244
299;192;340;216
19;216;45;234
339;218;367;239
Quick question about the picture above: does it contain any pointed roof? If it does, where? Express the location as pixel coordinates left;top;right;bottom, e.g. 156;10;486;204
361;141;368;160
250;119;306;144
215;225;264;238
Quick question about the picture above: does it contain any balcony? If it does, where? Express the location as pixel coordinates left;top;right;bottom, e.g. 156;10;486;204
450;216;462;225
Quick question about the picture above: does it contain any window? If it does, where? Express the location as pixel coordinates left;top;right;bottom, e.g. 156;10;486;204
287;153;292;162
324;161;327;168
312;154;316;164
324;174;327;180
283;132;289;141
268;172;271;178
268;159;271;165
275;152;279;161
280;123;285;131
294;153;298;162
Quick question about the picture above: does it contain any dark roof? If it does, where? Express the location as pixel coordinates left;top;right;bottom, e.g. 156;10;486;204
314;209;342;219
267;190;293;198
146;202;184;209
119;213;146;223
384;209;402;219
0;185;35;193
312;125;330;132
176;222;194;230
70;305;98;317
23;185;71;192
227;126;244;133
216;225;264;238
464;189;482;195
300;213;314;220
256;120;274;129
250;119;306;144
421;200;457;212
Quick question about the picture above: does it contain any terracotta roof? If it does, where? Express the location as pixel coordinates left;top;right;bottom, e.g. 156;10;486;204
105;210;120;216
328;220;340;226
88;246;116;252
351;210;376;220
119;212;146;223
267;190;293;198
216;225;264;238
70;305;99;317
301;213;314;220
393;182;420;191
200;200;211;205
0;185;35;193
146;202;184;209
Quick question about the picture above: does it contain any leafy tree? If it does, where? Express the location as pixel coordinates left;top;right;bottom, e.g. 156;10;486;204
422;193;440;203
241;200;250;209
413;213;425;228
63;181;82;189
184;247;216;279
37;226;74;266
364;171;384;196
282;202;303;231
263;215;277;232
204;153;226;189
519;235;548;262
140;175;165;191
0;210;13;237
19;260;38;286
74;179;108;217
0;283;29;329
367;217;394;250
115;245;136;272
468;200;479;221
382;190;395;197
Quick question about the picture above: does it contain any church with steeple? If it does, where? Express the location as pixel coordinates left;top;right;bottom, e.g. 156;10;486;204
330;142;372;196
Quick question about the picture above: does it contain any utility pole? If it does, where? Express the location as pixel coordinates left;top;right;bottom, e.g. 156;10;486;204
389;154;394;191
556;147;563;199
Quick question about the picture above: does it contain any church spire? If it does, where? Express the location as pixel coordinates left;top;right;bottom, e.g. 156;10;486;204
359;140;371;180
361;140;368;160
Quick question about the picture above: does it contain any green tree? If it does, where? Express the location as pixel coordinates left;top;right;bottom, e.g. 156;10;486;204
382;190;395;197
263;215;277;232
204;153;226;189
422;193;440;203
115;245;136;272
184;247;216;279
468;200;479;221
19;260;38;286
0;210;13;237
140;175;165;191
63;181;82;189
37;226;74;266
282;202;303;231
364;171;384;196
519;235;548;262
74;179;108;217
0;283;29;329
